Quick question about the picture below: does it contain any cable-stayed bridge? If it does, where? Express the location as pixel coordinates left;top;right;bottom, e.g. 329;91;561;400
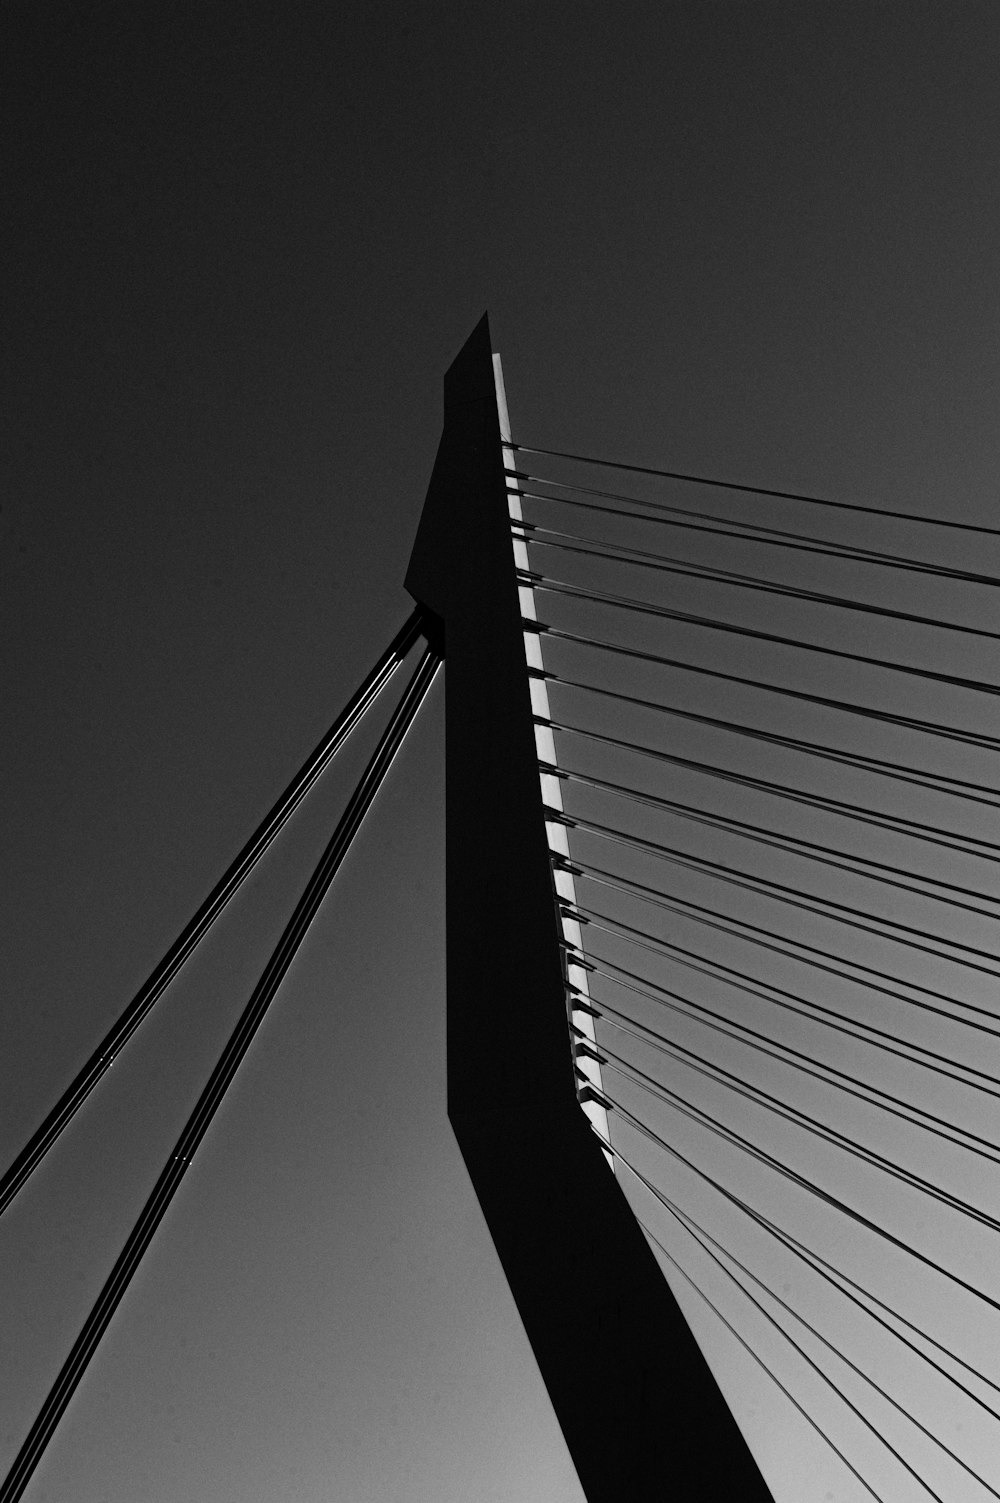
4;316;1000;1501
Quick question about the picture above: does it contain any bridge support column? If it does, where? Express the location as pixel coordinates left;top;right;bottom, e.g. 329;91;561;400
406;314;775;1502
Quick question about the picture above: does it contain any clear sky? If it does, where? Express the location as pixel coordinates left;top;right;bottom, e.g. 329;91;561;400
3;4;1000;1500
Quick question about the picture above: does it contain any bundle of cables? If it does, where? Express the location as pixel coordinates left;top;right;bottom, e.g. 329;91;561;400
511;441;1000;1503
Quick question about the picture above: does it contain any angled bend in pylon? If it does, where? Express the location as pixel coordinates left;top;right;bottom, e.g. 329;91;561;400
404;315;775;1503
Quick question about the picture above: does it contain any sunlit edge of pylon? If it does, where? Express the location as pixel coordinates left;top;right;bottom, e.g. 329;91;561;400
494;350;614;1173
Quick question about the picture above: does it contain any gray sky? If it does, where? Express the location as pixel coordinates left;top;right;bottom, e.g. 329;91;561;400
3;4;1000;1499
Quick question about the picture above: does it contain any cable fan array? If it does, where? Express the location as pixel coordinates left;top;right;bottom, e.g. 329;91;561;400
510;445;1000;1503
0;615;440;1503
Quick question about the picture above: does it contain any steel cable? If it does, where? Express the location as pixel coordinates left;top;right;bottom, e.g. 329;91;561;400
0;647;441;1503
534;669;1000;807
591;1030;1000;1236
511;442;1000;538
564;856;1000;1061
552;811;1000;1014
530;622;1000;753
524;574;1000;700
598;1163;887;1502
586;1096;1000;1418
640;1200;989;1501
568;901;1000;1058
517;522;1000;643
602;1130;1000;1421
548;778;1000;957
601;1082;1000;1316
508;476;1000;587
543;715;1000;860
571;980;1000;1165
0;608;429;1222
